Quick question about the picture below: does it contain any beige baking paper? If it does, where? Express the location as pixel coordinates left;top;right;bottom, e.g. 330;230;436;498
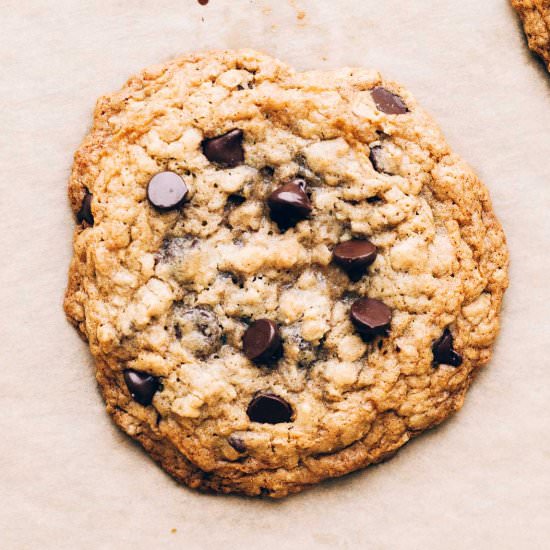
1;0;549;548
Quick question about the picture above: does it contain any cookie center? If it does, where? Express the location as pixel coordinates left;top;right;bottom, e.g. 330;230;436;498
108;84;465;465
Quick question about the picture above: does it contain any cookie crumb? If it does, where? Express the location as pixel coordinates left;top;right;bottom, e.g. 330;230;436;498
289;0;307;22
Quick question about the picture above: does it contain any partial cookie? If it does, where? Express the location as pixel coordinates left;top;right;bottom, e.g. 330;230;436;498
64;50;508;498
511;0;550;70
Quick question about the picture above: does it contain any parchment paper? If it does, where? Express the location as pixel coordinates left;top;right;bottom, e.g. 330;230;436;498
1;1;549;548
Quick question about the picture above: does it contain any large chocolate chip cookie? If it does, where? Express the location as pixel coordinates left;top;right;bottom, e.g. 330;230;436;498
64;50;508;497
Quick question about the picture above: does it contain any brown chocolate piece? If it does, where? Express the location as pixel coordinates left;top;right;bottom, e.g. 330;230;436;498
247;392;293;424
243;319;282;363
371;86;408;115
350;297;392;337
147;171;188;211
202;129;244;167
123;370;160;406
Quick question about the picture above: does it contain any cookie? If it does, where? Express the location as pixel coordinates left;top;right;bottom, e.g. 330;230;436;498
511;0;550;70
64;50;508;497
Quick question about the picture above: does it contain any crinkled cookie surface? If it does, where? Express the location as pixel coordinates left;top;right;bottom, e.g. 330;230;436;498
512;0;550;70
64;50;508;497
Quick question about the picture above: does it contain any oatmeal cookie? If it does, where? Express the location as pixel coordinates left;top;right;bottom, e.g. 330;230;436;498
64;50;508;497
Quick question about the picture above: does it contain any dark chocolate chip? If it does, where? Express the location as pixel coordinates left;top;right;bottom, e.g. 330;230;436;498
202;129;244;167
371;86;408;115
432;328;463;367
147;171;188;211
247;392;293;424
242;319;282;363
123;369;160;406
267;179;312;229
350;297;392;337
333;239;378;281
228;435;246;453
77;189;94;225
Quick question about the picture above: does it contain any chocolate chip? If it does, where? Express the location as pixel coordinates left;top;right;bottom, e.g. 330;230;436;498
147;171;188;211
202;129;244;167
350;297;392;337
267;179;312;229
333;239;377;281
432;328;463;367
371;86;408;115
123;369;160;406
77;189;94;225
247;392;293;424
228;435;246;453
242;319;282;363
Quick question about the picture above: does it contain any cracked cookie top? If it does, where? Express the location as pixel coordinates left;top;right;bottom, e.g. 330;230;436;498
65;50;508;497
